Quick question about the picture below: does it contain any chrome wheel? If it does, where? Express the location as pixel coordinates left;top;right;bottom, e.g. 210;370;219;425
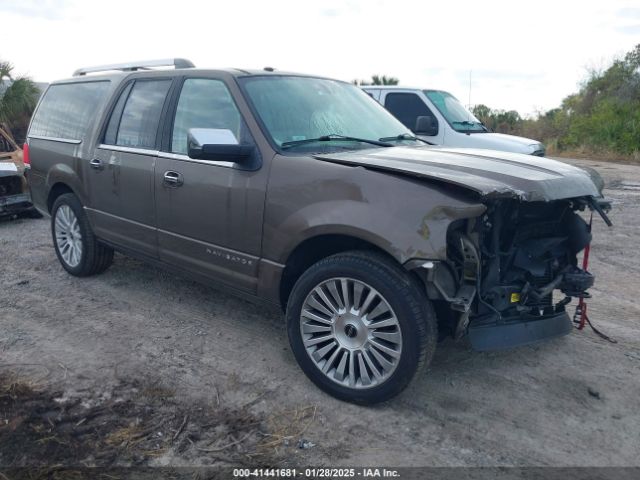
54;205;83;268
300;277;402;389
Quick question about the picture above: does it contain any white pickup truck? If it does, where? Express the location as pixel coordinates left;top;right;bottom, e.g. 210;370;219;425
362;86;545;156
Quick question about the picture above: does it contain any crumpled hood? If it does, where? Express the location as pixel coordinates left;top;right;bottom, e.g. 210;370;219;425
314;146;603;201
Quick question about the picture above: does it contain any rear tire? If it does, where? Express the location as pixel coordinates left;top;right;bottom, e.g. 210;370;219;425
286;250;437;404
51;193;114;276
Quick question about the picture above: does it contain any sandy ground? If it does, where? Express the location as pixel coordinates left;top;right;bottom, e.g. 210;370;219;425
0;157;639;468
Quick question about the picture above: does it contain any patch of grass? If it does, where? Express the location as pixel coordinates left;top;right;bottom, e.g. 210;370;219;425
0;371;301;476
549;146;640;164
259;405;317;452
0;372;37;398
138;381;175;401
105;424;146;448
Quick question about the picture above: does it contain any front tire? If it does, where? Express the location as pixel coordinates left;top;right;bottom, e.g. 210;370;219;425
286;251;437;404
51;193;114;276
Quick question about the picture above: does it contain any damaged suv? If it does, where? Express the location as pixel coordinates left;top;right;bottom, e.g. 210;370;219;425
27;59;610;404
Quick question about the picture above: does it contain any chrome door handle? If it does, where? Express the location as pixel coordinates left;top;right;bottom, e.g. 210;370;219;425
163;170;183;187
90;158;104;170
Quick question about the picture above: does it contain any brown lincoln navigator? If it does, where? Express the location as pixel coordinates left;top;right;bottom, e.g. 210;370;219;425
26;59;611;404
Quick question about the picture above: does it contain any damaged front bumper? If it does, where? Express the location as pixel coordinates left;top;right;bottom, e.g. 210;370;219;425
411;258;579;350
0;169;33;216
0;192;32;216
468;310;573;351
410;195;611;351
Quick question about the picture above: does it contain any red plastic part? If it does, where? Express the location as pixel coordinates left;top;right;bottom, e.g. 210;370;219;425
22;142;30;165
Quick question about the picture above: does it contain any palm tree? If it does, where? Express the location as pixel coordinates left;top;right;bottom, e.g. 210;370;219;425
352;75;400;86
0;60;40;143
370;75;399;85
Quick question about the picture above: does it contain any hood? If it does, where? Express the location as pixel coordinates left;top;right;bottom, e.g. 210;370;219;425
464;132;544;154
314;146;602;202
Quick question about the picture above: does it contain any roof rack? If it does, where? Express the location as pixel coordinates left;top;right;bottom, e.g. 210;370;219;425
73;58;195;76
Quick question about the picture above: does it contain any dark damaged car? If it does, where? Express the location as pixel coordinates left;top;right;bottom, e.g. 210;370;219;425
26;60;611;404
0;124;34;217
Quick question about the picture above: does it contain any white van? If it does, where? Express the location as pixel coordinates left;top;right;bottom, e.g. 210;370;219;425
363;86;545;156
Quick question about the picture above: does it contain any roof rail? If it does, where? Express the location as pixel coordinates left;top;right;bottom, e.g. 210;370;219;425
73;58;195;76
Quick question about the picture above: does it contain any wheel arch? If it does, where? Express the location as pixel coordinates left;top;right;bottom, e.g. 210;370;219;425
44;162;87;213
47;182;77;213
278;232;398;310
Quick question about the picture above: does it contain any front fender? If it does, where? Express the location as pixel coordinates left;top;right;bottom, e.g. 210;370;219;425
264;155;486;265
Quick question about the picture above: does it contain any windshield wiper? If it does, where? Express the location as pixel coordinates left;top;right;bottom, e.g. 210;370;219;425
378;133;434;145
451;121;488;132
281;134;393;149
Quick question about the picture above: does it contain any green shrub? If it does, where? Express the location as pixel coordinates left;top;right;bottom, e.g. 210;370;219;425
474;43;640;159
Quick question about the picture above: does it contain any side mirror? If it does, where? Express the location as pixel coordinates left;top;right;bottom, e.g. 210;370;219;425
187;128;254;163
414;116;438;136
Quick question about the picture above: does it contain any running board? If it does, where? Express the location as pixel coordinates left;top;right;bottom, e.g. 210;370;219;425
468;311;573;351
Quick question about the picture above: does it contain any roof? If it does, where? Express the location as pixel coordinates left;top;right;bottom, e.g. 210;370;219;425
50;67;339;86
361;85;431;91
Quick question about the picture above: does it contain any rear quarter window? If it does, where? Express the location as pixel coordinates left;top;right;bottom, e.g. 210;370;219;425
29;81;110;142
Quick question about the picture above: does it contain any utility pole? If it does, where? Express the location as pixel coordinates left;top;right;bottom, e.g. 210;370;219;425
468;70;472;119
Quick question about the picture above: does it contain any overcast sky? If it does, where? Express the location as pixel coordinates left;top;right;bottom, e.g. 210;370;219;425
1;0;638;116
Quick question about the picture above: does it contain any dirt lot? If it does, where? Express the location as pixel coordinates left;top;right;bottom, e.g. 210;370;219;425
1;158;639;471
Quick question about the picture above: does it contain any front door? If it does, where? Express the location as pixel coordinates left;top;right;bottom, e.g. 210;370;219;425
382;91;444;145
155;77;266;293
87;78;173;258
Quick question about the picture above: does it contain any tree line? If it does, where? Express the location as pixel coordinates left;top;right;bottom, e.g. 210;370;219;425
473;43;640;159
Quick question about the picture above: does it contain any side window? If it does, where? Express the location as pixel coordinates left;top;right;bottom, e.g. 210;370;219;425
103;83;132;145
104;79;171;149
384;93;436;132
171;79;242;155
29;81;110;141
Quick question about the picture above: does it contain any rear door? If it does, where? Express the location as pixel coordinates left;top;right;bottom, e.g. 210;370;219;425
87;77;173;258
155;76;267;293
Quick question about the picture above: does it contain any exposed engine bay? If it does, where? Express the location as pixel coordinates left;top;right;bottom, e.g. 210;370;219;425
420;196;612;350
